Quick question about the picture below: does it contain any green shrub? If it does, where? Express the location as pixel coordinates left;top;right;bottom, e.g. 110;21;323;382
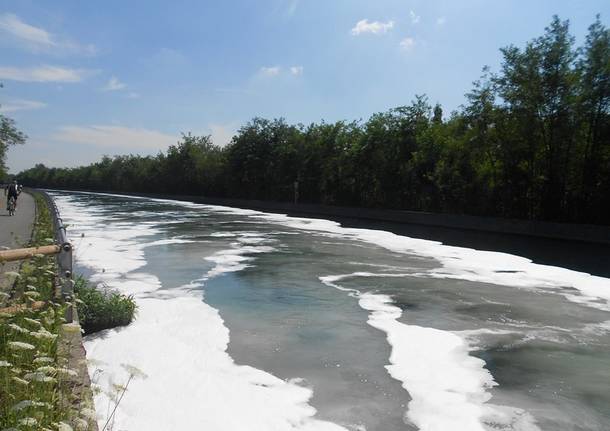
74;277;137;335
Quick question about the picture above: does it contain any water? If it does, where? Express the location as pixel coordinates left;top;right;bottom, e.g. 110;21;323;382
51;191;610;431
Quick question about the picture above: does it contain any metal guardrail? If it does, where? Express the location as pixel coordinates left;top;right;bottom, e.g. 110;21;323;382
36;190;74;322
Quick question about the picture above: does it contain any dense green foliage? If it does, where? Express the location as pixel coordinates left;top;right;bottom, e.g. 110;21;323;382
0;84;27;179
74;277;137;335
18;17;610;224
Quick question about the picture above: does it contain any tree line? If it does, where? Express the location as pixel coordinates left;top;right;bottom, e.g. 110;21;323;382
17;16;610;225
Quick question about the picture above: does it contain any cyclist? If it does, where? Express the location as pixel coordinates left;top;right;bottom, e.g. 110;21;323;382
4;180;20;211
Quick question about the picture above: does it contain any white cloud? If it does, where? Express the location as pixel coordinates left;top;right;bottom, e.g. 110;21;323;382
0;99;47;113
102;76;127;91
290;66;303;76
351;19;394;36
409;11;421;24
53;125;177;151
126;92;140;99
437;17;447;26
0;65;89;82
209;124;236;147
0;13;96;55
0;13;54;47
400;37;416;51
260;66;281;77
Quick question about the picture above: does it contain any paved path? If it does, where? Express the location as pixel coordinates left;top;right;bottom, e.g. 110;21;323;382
0;192;36;293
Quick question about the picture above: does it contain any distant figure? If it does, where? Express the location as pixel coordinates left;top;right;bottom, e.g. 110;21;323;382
4;180;21;210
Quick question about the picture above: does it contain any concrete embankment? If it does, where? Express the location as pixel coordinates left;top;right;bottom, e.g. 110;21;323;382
50;189;610;245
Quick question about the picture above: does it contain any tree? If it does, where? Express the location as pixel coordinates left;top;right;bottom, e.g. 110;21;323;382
0;83;27;179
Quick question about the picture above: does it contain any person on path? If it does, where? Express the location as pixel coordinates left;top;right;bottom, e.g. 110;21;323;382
4;180;21;210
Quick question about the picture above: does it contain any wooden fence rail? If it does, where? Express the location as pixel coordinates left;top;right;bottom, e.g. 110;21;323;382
0;244;61;263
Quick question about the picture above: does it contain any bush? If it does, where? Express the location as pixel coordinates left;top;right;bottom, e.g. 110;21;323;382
74;277;137;335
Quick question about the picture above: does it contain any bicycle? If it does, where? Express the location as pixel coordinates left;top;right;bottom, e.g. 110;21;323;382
7;196;16;216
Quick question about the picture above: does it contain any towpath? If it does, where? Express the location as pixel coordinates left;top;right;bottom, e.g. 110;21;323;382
0;192;36;292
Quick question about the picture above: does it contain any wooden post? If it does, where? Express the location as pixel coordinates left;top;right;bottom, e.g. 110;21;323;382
0;245;60;263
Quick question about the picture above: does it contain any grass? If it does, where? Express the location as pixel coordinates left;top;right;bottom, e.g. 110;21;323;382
74;277;137;336
0;192;88;430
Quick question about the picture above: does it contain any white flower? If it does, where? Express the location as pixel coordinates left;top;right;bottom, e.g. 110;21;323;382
0;360;12;367
11;376;29;386
36;366;57;374
31;329;58;341
24;372;56;383
23;317;42;328
57;422;74;431
4;271;20;278
24;291;41;298
33;356;54;364
57;367;78;377
8;323;28;334
0;291;10;299
121;363;148;379
79;408;97;421
73;417;89;430
18;418;38;426
11;400;49;411
8;341;35;351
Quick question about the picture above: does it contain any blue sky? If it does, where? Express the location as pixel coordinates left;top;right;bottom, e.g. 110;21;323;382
1;0;608;172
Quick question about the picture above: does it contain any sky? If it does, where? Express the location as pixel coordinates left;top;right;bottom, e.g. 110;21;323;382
1;0;609;172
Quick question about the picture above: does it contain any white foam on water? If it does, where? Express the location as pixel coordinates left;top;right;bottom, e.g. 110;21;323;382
321;273;540;431
582;320;610;335
53;191;608;431
243;211;610;311
52;194;349;431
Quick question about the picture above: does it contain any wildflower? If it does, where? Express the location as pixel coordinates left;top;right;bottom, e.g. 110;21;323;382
73;417;89;430
31;329;58;341
0;312;14;318
36;366;57;374
18;418;38;427
4;271;20;278
24;372;56;383
0;291;9;299
57;367;78;377
33;356;54;364
121;363;148;379
0;360;11;367
57;422;74;431
11;400;49;411
79;408;96;421
24;317;42;328
8;341;35;351
11;376;29;386
8;323;28;334
24;291;41;299
26;284;38;290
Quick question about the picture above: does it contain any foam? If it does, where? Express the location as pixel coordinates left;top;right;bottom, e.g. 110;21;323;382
52;194;348;431
246;211;610;311
321;273;540;431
